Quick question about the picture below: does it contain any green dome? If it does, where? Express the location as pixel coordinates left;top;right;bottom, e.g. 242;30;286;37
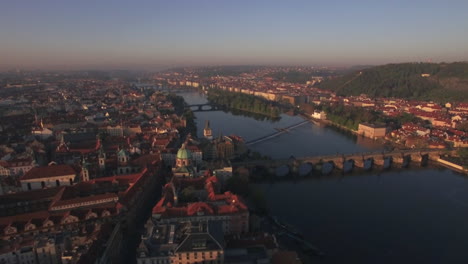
177;145;192;160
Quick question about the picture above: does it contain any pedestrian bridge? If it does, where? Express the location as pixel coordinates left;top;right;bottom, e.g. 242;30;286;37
245;120;310;146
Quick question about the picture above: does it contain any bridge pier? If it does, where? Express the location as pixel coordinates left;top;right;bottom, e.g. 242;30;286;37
333;161;344;170
411;153;422;163
410;153;430;166
374;156;385;167
392;154;411;168
393;156;404;164
354;158;365;168
428;153;441;161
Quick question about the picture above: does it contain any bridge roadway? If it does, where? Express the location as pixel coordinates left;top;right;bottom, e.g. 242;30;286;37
232;148;453;169
245;120;310;145
187;103;221;112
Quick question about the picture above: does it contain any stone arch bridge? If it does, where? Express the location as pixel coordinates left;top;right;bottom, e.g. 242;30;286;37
233;149;453;177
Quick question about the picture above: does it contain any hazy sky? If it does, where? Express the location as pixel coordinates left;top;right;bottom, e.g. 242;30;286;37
1;0;468;70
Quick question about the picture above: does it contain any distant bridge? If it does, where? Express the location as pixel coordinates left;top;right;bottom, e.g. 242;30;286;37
188;103;222;112
246;120;310;145
134;84;195;92
233;149;455;176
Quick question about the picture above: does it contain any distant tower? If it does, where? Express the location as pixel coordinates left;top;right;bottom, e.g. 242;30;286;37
204;120;213;140
81;159;90;182
98;146;106;171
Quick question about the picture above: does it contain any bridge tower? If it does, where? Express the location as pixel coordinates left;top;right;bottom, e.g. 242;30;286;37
204;120;213;140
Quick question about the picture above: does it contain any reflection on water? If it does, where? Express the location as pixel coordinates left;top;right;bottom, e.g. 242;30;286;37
255;168;468;264
178;91;383;159
226;108;281;122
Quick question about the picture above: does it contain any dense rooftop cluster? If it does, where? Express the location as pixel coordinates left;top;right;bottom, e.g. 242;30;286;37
0;71;293;264
0;73;191;263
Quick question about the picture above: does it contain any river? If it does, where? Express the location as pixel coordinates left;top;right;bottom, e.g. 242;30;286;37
180;91;383;158
178;91;468;263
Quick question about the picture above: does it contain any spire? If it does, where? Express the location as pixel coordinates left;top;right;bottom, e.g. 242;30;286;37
98;144;106;158
204;120;210;129
81;157;88;168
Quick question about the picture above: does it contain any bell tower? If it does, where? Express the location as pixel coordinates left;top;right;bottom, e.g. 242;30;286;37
81;159;90;182
98;146;106;171
203;120;213;140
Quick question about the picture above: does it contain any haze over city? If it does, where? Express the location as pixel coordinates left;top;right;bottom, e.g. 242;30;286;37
2;0;468;70
3;0;468;263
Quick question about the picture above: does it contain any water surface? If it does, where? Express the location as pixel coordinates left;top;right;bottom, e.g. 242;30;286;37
178;91;468;263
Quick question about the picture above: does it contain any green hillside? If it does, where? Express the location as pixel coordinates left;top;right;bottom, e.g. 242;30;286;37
317;62;468;102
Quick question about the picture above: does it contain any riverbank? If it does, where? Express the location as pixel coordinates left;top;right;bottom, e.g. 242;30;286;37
206;89;283;118
300;113;411;152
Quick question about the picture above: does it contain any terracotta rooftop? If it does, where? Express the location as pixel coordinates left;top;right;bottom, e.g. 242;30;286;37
20;164;76;181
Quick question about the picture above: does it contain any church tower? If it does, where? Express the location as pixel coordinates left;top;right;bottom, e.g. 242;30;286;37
81;159;90;182
176;144;192;168
117;148;130;165
98;146;106;172
203;120;213;140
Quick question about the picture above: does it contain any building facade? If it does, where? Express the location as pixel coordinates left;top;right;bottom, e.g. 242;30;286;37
357;123;387;139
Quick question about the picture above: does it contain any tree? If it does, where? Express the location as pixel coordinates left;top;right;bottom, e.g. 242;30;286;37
458;148;468;160
179;186;197;203
225;175;249;196
249;187;268;213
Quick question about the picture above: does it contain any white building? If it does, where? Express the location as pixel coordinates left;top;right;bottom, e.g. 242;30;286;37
20;164;76;191
311;111;327;120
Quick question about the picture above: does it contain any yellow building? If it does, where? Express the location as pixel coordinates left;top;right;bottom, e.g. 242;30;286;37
357;123;387;139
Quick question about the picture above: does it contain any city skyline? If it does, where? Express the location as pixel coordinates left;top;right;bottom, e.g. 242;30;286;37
2;0;468;70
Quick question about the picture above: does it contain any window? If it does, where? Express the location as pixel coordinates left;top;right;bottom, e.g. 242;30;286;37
27;183;32;190
56;180;60;186
41;181;45;188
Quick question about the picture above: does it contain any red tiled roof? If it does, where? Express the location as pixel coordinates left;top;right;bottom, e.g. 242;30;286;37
0;186;63;205
50;193;118;209
187;202;215;216
20;165;76;181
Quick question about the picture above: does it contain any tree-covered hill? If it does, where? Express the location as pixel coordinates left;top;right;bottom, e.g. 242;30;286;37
317;62;468;102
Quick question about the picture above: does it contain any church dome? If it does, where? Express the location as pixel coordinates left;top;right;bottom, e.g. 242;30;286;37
177;144;192;160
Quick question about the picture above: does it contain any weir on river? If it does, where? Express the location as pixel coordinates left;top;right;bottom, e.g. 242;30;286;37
245;119;310;145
